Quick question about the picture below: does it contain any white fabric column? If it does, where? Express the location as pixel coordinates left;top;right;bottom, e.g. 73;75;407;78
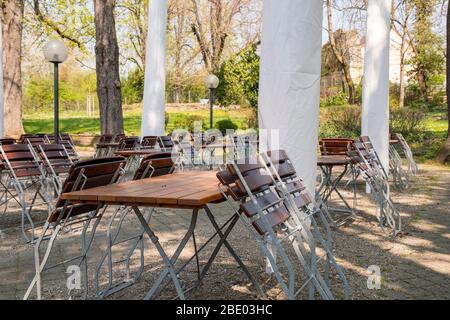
141;0;168;137
361;0;391;170
0;21;4;138
258;0;323;195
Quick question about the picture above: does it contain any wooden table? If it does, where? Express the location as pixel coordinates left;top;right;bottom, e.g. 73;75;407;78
62;171;262;300
317;155;355;224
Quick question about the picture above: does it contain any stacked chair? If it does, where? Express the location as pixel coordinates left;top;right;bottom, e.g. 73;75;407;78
216;150;348;300
395;133;418;177
0;138;16;145
0;144;50;242
388;141;410;190
0;133;81;242
94;152;176;297
318;138;357;224
141;136;158;149
349;139;402;237
24;157;126;300
45;134;79;161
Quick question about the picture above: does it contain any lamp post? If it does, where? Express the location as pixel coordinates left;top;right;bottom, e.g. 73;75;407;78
205;74;220;129
43;40;68;144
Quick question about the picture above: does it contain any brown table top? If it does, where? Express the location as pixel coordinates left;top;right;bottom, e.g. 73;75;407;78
317;155;350;166
61;171;223;209
114;149;160;157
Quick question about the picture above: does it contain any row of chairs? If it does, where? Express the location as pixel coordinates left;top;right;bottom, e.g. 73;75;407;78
217;150;349;299
0;142;75;242
318;136;404;237
0;133;79;161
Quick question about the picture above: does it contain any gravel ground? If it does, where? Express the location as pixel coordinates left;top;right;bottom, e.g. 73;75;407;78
0;163;449;300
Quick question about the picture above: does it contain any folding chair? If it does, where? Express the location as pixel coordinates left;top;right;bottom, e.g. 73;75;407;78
0;144;50;242
0;138;16;145
359;136;389;181
217;154;348;300
18;134;42;144
158;136;175;152
23;157;126;300
259;150;348;298
318;138;357;218
95;134;114;158
94;152;176;297
395;133;418;177
349;143;401;237
35;144;73;196
117;137;141;171
23;137;48;148
118;137;140;151
114;133;126;142
141;136;158;149
171;131;196;170
46;135;80;161
388;143;410;190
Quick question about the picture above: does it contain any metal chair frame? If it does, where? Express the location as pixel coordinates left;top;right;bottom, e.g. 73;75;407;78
23;157;126;300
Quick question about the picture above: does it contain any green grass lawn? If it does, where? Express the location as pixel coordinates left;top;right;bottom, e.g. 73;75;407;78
23;106;253;135
410;110;448;164
23;106;448;164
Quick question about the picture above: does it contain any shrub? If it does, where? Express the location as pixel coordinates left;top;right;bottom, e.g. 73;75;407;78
321;105;361;137
390;107;425;138
171;114;205;132
320;91;347;107
215;119;238;135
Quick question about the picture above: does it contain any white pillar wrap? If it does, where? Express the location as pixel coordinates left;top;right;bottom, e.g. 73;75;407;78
141;0;168;137
0;21;4;138
258;0;323;195
362;0;391;170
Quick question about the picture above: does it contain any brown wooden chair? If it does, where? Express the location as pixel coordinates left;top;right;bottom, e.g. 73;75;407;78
94;152;175;297
0;144;48;242
319;138;354;156
36;144;74;194
24;156;126;300
0;138;16;145
217;152;347;300
141;136;158;148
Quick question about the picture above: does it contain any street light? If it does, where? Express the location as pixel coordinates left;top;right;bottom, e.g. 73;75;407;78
44;40;68;144
205;74;220;129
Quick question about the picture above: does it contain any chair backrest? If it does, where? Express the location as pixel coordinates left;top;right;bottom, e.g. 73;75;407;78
23;137;47;147
158;136;174;149
141;136;158;148
114;133;126;142
224;162;290;236
0;144;43;178
0;138;16;145
49;157;126;223
99;134;114;143
260;150;311;208
18;134;40;143
133;152;175;180
118;137;139;151
319;138;354;156
37;144;73;174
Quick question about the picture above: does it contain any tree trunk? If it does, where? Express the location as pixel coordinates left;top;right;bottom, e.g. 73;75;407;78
436;2;450;164
94;0;124;135
326;0;356;104
399;31;407;108
1;0;24;138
